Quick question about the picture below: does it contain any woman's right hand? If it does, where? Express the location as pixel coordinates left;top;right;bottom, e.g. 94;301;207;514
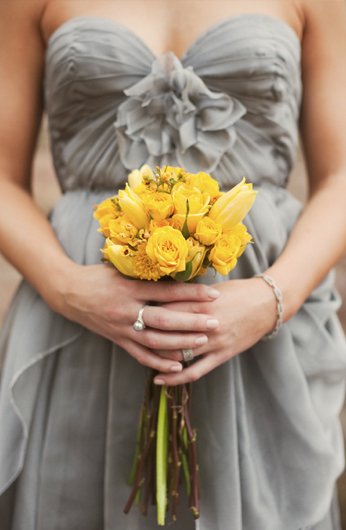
47;262;220;374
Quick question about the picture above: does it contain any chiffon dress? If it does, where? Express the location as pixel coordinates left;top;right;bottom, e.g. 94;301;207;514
1;13;346;530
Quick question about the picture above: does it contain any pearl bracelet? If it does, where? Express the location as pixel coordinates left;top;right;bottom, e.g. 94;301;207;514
255;273;284;340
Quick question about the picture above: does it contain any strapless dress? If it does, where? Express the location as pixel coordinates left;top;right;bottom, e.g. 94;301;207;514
0;13;345;530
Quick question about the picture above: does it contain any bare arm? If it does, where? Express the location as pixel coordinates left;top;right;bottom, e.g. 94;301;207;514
0;0;220;374
266;0;346;319
0;0;76;305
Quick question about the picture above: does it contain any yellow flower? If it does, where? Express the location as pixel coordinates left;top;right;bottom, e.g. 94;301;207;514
209;177;257;231
185;171;220;200
195;217;222;246
159;166;187;184
108;216;138;246
128;164;154;191
172;182;210;232
101;239;138;278
133;243;164;281
209;223;252;275
142;191;175;220
93;197;121;236
146;226;189;275
118;184;148;229
186;237;207;279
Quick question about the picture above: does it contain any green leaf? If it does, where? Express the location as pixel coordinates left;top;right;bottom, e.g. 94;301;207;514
182;199;190;239
174;260;193;282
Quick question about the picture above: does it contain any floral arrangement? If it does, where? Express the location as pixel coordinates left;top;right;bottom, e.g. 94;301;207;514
94;165;255;281
93;165;256;525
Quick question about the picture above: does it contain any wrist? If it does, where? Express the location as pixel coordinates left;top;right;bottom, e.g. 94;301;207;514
39;257;82;315
262;266;302;322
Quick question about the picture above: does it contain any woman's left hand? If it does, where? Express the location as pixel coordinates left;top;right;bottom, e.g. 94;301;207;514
152;277;278;386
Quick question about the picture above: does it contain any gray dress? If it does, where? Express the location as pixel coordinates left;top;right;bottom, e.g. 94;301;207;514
0;13;346;530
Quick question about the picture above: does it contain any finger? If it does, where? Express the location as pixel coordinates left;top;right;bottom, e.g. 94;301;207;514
155;347;205;361
131;328;209;351
141;306;219;332
137;281;220;303
153;352;222;386
120;338;183;374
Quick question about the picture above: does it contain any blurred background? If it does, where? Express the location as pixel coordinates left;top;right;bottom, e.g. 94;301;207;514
1;118;346;525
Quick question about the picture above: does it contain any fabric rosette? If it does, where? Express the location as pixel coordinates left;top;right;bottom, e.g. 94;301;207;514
114;53;246;173
93;165;257;525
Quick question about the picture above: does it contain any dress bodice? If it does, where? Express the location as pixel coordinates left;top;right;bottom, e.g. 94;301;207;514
43;13;302;192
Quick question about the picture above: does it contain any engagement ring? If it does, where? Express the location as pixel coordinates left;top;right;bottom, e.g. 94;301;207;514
181;349;194;362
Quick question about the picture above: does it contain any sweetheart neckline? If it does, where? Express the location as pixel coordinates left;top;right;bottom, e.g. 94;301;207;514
45;12;301;62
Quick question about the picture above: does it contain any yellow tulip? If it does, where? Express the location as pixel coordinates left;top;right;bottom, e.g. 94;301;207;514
108;216;138;246
128;164;154;190
93;197;121;237
118;184;148;229
101;239;138;278
209;178;257;231
186;237;207;279
146;226;189;275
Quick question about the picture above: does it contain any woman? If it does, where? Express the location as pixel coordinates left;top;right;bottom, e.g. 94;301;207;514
0;0;345;528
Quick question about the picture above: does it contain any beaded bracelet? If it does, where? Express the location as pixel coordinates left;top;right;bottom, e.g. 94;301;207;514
255;273;284;340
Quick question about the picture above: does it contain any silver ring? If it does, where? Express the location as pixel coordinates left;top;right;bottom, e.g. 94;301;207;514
181;349;194;362
133;306;146;332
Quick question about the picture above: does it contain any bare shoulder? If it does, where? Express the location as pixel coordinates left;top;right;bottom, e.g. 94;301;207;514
296;0;346;188
299;0;346;41
0;0;48;38
0;0;50;188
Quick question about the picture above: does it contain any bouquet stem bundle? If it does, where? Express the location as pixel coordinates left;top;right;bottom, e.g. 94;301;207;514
123;370;200;525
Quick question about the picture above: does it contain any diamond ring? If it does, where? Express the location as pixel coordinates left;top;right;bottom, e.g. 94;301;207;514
133;306;146;332
181;349;194;362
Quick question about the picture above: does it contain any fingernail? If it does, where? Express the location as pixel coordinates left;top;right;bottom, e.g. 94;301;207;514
207;318;219;329
195;335;208;346
170;364;182;372
154;378;165;385
207;288;220;299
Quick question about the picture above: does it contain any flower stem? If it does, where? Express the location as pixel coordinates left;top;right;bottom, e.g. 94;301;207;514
156;386;168;525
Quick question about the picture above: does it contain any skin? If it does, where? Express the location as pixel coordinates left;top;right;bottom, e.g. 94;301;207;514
0;1;345;387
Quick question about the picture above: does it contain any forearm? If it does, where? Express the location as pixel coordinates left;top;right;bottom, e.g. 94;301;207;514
265;173;346;321
0;178;78;308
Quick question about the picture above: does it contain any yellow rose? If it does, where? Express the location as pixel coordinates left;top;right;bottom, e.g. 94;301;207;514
185;171;220;200
101;239;138;278
195;217;222;246
209;177;257;231
172;182;210;232
146;226;189;275
118;184;148;229
142;191;175;220
108;216;138;246
209;223;253;275
128;164;154;190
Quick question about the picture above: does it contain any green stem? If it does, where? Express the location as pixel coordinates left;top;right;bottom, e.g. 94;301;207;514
156;386;168;526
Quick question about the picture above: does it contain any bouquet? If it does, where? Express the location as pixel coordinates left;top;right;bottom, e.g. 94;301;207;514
93;165;256;525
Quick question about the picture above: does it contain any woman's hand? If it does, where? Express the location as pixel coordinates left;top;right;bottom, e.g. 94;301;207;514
152;277;278;385
47;262;220;375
